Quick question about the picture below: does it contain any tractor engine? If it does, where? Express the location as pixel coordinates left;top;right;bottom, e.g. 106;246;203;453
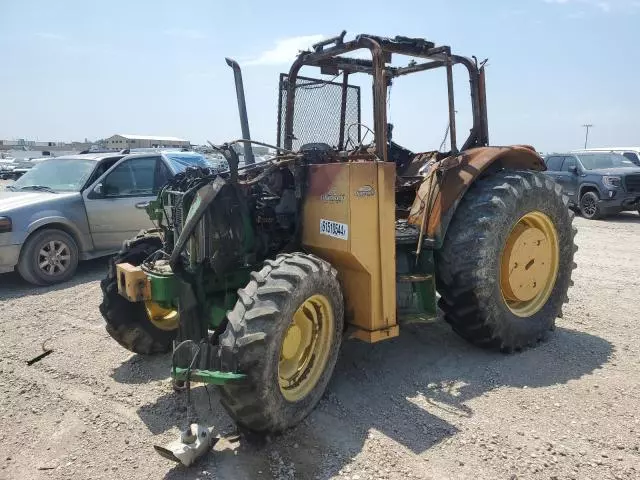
249;167;298;260
161;164;299;279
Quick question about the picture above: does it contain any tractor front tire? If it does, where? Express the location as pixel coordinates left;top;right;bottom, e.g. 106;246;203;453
435;170;577;352
218;253;344;433
99;231;177;355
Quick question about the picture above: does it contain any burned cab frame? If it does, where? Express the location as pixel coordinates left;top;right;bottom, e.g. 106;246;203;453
281;32;490;158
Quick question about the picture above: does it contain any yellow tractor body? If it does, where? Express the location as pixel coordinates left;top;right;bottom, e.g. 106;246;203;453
302;162;398;342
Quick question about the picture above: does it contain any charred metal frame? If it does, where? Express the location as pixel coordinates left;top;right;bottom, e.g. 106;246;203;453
283;33;490;161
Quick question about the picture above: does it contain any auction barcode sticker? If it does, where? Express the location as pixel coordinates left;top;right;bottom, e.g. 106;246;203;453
320;219;348;240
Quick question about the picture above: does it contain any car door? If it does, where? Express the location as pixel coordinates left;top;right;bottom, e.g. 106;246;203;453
544;155;564;182
555;156;580;202
82;156;164;251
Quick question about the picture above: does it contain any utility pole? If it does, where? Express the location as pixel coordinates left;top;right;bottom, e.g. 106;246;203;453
582;124;593;149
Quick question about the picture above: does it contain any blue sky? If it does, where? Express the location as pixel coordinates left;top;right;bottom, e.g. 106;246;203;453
1;0;639;152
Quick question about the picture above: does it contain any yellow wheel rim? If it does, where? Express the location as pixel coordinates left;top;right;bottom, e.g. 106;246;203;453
144;301;179;331
278;294;334;402
500;211;559;317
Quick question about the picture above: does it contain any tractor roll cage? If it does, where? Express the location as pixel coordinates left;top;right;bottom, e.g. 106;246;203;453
283;32;490;161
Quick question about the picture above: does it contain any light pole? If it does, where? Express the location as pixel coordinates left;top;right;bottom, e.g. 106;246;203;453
582;124;593;149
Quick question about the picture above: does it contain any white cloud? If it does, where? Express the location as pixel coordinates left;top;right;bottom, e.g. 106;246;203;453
164;28;207;40
35;32;64;40
245;35;325;66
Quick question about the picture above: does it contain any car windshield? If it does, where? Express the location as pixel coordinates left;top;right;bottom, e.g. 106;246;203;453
577;153;637;170
12;158;96;192
164;153;209;173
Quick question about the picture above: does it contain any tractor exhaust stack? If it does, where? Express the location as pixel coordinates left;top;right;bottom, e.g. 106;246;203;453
225;57;255;165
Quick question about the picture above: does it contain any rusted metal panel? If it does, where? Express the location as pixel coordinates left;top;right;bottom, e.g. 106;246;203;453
338;72;349;149
407;146;546;246
445;58;457;153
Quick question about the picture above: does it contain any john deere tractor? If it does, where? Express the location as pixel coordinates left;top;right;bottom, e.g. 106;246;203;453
100;32;576;435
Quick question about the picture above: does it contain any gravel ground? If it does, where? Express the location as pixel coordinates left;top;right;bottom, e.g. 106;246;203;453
1;197;639;479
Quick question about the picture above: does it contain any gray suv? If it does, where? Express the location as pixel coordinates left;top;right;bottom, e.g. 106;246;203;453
0;150;208;285
543;152;640;219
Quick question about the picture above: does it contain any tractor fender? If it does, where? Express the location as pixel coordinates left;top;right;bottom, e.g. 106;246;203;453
407;145;546;248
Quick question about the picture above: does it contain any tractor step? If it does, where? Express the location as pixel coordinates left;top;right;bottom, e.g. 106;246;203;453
172;367;246;385
397;274;433;283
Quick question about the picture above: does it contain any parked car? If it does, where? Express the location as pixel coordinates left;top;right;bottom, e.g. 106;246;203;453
0;150;209;285
573;147;640;166
0;158;36;180
0;158;17;180
119;147;191;154
543;152;640;219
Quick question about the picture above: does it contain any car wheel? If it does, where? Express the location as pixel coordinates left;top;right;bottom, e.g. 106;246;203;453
17;229;79;285
579;191;601;220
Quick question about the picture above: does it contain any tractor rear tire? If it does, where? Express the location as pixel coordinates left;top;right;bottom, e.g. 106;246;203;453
218;253;344;433
99;231;177;355
435;170;577;352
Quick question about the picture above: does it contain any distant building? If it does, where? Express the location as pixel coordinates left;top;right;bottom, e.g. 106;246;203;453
0;138;63;151
106;134;190;150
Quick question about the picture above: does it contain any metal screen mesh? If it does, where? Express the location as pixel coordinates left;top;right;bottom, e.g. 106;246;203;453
277;74;360;150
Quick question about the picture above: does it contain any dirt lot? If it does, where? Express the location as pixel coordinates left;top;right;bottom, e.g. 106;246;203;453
1;203;639;479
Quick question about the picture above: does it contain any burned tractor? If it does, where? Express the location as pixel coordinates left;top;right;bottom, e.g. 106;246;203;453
100;32;576;448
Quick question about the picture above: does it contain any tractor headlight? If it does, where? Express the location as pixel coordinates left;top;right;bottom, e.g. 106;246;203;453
603;176;621;188
0;216;12;233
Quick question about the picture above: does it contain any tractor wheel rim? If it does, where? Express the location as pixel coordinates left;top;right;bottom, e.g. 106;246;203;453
582;196;596;216
278;294;334;402
500;211;560;317
38;240;71;276
144;301;179;331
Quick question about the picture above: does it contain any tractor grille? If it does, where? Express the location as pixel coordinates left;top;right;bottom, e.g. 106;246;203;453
174;201;184;237
166;185;246;270
277;74;361;150
165;190;206;264
625;175;640;193
164;191;185;236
